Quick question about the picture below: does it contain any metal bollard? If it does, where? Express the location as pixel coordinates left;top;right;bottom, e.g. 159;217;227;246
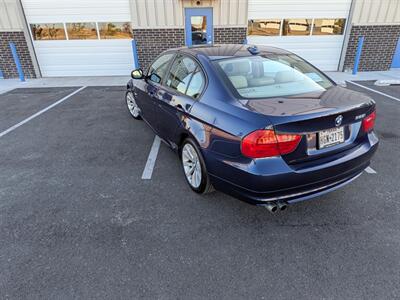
9;42;25;82
352;36;364;75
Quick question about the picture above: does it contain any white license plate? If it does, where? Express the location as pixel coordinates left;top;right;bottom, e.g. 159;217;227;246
318;127;345;149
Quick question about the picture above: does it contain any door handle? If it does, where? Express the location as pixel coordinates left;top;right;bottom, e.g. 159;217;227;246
175;104;184;112
175;104;192;113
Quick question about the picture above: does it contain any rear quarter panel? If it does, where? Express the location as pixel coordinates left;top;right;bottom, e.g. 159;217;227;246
183;55;270;157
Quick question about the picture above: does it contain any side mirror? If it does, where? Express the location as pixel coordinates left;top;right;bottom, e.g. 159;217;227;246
131;69;144;79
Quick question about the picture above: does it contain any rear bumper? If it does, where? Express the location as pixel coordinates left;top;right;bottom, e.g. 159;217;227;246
205;133;378;205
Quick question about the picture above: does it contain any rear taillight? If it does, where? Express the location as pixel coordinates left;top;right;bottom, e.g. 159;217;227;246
362;110;376;133
241;129;301;158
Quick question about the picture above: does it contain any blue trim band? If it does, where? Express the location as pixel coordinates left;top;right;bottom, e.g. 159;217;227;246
131;39;140;69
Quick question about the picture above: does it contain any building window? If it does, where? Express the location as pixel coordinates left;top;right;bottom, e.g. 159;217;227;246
190;16;207;45
30;23;66;40
283;19;312;36
248;19;281;36
66;22;98;40
312;19;346;35
98;22;133;39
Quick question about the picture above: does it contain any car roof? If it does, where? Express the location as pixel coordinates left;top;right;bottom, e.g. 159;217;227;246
173;44;292;60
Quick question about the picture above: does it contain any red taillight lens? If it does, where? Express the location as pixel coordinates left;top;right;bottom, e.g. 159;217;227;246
241;129;301;158
362;110;376;133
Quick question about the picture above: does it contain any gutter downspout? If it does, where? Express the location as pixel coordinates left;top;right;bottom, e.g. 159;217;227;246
16;0;41;78
338;0;357;72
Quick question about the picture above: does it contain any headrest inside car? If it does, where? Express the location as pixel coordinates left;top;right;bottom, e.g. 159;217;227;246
223;61;251;75
223;63;234;74
229;75;248;89
275;70;297;84
234;61;251;74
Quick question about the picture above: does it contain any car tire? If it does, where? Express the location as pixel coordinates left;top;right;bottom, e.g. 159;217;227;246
180;138;213;194
126;91;141;120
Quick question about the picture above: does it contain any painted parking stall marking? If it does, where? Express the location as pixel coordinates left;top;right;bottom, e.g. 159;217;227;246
365;166;377;174
348;81;400;103
142;135;161;180
0;86;86;138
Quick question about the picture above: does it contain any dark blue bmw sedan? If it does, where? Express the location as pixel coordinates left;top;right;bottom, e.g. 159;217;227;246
126;44;378;212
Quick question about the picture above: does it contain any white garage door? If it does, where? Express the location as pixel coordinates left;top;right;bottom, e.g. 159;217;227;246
247;0;352;71
22;0;135;77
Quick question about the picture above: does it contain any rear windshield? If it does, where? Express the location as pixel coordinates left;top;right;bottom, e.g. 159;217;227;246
215;54;333;99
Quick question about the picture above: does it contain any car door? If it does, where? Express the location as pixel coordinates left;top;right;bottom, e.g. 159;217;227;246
154;54;206;143
134;52;175;130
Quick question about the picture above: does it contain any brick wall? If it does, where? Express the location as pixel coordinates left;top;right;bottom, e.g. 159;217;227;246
132;27;247;69
214;27;247;44
0;31;36;79
133;28;185;70
344;25;400;71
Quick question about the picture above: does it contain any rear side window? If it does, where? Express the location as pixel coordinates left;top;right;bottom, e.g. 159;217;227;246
186;70;204;99
166;56;205;99
147;53;174;84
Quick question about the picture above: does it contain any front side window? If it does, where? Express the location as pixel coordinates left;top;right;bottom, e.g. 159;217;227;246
98;22;132;39
216;55;333;99
166;56;198;94
248;19;281;36
66;22;98;40
147;53;174;84
30;23;66;40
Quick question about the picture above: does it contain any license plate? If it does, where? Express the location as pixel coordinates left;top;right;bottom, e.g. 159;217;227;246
318;127;345;149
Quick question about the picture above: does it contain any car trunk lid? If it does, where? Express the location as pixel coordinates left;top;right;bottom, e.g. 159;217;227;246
241;86;375;165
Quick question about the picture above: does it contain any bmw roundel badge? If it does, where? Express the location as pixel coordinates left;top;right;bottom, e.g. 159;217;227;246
335;115;343;127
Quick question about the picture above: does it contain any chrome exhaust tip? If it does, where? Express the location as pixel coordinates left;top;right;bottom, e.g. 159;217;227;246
277;201;288;211
264;202;278;213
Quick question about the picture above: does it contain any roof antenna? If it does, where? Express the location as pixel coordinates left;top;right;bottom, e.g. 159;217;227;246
247;45;260;55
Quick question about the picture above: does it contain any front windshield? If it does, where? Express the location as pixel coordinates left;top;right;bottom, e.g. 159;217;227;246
215;54;333;98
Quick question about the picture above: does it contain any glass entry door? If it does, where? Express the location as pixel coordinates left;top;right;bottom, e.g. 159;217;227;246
185;8;213;46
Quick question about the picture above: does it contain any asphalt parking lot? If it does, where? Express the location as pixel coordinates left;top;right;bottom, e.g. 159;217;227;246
0;82;399;299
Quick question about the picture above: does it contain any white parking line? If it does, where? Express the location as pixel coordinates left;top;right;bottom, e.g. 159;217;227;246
142;135;161;179
365;167;377;174
0;86;86;138
348;81;400;103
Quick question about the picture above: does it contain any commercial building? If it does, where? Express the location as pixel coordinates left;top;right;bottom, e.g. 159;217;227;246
1;0;399;78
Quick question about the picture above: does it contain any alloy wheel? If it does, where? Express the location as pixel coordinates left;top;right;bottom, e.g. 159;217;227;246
182;143;202;189
126;92;140;118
